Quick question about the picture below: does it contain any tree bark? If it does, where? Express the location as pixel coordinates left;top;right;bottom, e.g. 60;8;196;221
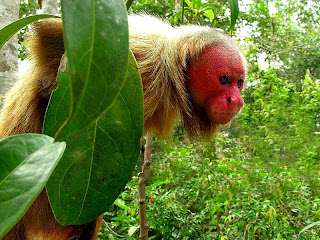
0;0;19;108
138;134;153;240
41;0;59;14
175;0;181;12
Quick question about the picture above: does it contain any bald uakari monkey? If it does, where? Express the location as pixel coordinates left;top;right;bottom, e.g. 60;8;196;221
0;15;246;240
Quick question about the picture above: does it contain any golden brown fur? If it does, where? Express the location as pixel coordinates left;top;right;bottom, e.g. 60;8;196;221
0;15;245;239
0;20;63;138
0;19;101;240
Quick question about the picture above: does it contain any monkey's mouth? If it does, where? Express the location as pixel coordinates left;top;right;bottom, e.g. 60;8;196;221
208;111;237;125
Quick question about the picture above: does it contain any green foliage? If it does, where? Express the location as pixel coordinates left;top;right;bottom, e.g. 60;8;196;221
227;0;239;29
42;0;143;226
1;0;143;232
0;14;58;50
237;69;320;164
55;0;129;140
19;0;41;16
100;132;320;239
44;52;144;225
18;0;50;60
4;0;318;238
0;134;65;238
96;1;319;239
240;0;320;82
174;0;216;24
129;0;175;20
176;0;237;29
130;0;235;30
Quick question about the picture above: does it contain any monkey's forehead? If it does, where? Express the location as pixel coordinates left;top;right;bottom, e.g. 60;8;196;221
192;44;246;76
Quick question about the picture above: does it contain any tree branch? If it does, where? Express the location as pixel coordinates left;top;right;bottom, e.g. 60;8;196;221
138;133;153;240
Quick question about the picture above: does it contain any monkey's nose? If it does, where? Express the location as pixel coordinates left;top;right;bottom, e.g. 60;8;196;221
227;96;244;112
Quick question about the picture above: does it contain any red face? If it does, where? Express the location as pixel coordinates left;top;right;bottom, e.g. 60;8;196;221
185;44;245;124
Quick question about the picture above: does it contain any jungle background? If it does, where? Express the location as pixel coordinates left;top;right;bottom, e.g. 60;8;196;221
2;0;320;239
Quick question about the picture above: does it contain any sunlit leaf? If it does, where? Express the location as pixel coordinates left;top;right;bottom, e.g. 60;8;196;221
227;0;239;29
299;221;320;236
174;10;182;23
55;0;129;140
203;9;214;20
44;52;143;225
0;134;65;238
0;14;58;50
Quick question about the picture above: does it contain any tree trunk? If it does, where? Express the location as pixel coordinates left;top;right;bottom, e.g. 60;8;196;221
41;0;59;14
175;0;181;12
0;0;19;108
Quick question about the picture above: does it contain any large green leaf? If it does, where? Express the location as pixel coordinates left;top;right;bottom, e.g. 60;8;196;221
0;134;66;238
0;14;58;50
44;52;143;225
55;0;129;140
227;0;239;29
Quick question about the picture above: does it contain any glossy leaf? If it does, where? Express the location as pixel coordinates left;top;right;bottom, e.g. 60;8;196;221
126;0;135;10
55;0;129;140
227;0;239;29
203;9;214;20
0;134;65;238
44;52;143;225
0;14;58;50
299;221;320;236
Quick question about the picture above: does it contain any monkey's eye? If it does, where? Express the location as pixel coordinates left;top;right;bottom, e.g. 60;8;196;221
237;79;244;89
219;75;230;85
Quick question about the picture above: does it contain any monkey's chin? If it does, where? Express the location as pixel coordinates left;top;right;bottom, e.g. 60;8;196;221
208;112;237;125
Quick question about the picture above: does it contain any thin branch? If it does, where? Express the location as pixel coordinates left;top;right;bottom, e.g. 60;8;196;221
103;219;126;238
182;0;185;24
138;134;153;240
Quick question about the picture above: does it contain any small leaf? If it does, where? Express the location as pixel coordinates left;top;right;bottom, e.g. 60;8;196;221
184;0;192;7
0;134;65;238
192;0;201;11
0;14;59;50
203;9;214;20
299;221;320;236
174;10;183;23
227;0;239;29
128;226;139;236
114;199;129;210
44;51;143;225
56;0;129;140
126;0;135;10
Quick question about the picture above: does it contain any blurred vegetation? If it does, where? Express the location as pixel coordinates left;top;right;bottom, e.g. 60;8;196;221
99;66;319;239
100;0;320;239
99;134;320;239
18;0;320;238
18;0;42;60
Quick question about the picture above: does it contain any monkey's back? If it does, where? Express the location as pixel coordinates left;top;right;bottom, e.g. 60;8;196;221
0;19;101;240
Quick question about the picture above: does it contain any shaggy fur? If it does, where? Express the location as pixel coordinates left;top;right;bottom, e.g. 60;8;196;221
128;15;246;138
0;15;245;239
0;19;102;240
